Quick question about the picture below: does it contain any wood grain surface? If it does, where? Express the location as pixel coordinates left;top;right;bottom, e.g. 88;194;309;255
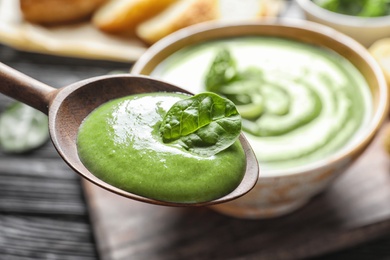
1;41;390;260
0;1;390;257
0;44;126;259
84;2;390;259
85;123;390;260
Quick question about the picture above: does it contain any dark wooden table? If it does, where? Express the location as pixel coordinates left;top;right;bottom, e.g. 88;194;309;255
0;45;118;259
1;41;390;260
1;2;390;259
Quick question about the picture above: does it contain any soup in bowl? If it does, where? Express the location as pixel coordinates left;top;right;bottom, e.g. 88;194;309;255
131;20;388;218
296;0;390;47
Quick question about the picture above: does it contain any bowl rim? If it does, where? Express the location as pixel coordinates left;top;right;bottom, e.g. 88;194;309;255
295;0;390;27
131;19;389;178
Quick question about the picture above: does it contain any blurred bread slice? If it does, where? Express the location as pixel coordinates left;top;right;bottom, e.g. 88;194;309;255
219;0;284;21
258;0;284;17
136;0;219;45
20;0;107;24
93;0;178;33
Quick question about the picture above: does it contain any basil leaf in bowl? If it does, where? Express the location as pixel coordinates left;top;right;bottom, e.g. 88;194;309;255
0;102;49;153
205;48;237;92
160;92;242;156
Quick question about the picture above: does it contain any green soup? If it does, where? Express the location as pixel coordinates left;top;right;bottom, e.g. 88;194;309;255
312;0;390;17
151;37;373;173
77;93;246;203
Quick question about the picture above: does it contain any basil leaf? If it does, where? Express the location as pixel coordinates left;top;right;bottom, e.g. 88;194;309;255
205;49;264;94
160;92;241;156
0;102;49;153
205;48;237;92
205;48;269;119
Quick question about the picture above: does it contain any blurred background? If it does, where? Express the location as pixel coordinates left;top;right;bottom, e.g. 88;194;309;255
0;0;390;259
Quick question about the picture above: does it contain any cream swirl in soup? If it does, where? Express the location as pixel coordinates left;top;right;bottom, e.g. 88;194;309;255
151;37;372;174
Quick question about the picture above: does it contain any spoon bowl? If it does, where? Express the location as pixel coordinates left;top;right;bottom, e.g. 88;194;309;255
0;63;259;207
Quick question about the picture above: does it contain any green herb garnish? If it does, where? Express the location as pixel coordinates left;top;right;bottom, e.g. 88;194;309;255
205;48;325;138
312;0;390;17
0;102;49;153
205;48;238;93
160;92;241;156
205;48;270;121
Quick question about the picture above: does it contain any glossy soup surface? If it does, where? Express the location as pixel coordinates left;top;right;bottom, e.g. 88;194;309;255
151;37;373;175
77;92;246;203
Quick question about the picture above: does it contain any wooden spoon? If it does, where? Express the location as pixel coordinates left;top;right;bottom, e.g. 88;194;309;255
0;62;259;207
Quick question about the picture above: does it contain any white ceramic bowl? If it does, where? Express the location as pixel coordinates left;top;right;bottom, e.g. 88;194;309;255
296;0;390;47
131;19;388;218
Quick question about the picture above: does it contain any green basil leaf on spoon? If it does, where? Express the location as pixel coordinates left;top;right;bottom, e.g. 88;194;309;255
0;101;49;153
160;92;242;156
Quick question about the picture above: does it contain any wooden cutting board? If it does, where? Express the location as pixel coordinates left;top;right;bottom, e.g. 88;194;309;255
84;124;390;260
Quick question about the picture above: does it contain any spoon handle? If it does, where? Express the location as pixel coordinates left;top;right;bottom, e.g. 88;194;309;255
0;62;57;114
